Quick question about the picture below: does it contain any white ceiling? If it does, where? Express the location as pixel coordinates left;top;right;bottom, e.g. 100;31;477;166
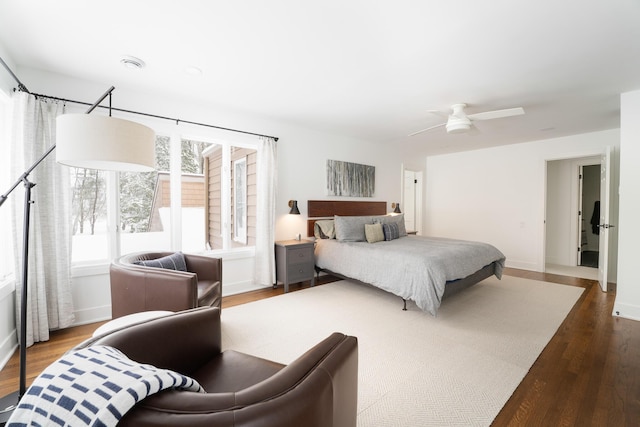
1;0;639;157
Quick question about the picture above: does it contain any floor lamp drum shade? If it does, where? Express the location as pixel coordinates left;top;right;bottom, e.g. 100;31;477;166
56;114;156;172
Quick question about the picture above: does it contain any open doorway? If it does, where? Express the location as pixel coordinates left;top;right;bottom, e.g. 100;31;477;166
578;164;600;268
545;155;601;280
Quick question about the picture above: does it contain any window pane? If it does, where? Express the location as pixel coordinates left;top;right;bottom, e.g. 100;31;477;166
234;147;257;248
71;168;108;262
180;139;210;252
233;157;247;244
119;136;170;254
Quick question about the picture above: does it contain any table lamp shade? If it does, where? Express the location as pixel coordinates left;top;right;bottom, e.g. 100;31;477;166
56;114;156;172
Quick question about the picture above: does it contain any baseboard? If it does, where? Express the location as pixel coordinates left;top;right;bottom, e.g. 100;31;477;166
505;259;540;271
71;305;112;327
612;301;640;322
223;281;270;297
0;329;17;372
68;281;269;326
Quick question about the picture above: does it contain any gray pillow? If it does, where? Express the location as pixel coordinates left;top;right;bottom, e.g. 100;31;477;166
334;215;373;242
134;252;188;271
374;213;407;237
382;222;400;241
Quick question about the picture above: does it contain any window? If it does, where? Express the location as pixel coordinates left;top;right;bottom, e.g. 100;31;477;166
203;144;257;250
69;123;259;264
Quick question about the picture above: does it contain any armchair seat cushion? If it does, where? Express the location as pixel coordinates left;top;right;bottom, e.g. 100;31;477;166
193;350;285;393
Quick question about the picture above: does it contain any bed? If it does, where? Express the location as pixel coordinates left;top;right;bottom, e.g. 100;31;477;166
307;200;505;315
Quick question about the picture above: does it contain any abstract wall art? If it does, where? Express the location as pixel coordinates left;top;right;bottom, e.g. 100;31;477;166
326;159;375;197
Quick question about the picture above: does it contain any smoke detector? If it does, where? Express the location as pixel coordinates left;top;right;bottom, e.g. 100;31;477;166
120;56;145;70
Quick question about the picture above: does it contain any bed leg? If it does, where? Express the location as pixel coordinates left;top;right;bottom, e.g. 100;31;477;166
402;298;407;311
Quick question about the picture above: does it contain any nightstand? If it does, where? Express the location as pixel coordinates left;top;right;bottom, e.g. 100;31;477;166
275;240;315;292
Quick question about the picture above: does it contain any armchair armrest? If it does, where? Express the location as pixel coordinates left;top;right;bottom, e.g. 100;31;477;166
185;254;222;282
120;333;358;427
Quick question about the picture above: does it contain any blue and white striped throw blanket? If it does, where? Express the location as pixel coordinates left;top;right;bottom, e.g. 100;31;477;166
7;345;204;427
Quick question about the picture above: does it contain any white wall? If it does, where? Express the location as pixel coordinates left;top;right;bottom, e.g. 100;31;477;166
614;90;640;320
545;159;573;265
424;129;620;273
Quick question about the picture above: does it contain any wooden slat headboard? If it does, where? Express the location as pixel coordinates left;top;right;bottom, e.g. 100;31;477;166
307;200;388;237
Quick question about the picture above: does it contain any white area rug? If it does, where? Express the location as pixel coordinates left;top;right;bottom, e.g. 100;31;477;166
221;276;584;426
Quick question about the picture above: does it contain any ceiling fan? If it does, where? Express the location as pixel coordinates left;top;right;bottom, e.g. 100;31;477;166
409;103;525;136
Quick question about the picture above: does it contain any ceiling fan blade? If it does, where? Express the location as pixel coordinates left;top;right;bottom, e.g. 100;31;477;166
426;109;448;118
468;107;525;121
408;122;446;137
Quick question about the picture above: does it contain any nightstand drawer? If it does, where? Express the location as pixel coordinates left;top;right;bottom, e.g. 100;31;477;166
287;263;314;282
288;247;313;265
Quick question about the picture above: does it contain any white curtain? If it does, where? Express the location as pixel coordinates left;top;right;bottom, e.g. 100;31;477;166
10;92;75;346
254;136;278;286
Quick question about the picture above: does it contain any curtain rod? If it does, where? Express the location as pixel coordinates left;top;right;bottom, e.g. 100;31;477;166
0;56;29;93
0;55;278;141
30;91;279;141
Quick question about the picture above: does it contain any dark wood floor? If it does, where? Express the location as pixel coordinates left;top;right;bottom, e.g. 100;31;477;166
1;268;638;425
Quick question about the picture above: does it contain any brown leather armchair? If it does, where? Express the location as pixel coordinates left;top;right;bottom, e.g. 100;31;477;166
110;251;222;319
76;307;358;427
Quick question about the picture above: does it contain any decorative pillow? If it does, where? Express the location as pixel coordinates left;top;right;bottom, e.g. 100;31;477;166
314;219;336;239
334;215;373;242
374;213;407;237
364;223;384;243
134;252;188;271
382;222;400;241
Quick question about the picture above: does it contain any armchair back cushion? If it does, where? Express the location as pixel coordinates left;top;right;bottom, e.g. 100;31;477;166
110;251;222;319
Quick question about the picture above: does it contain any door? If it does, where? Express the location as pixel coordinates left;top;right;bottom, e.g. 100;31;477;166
403;171;416;232
598;146;611;292
577;165;585;265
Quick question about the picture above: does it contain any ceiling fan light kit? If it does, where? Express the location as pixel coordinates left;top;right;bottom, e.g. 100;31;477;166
445;116;471;133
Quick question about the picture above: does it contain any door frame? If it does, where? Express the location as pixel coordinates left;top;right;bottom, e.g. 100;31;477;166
543;150;615;285
400;165;423;235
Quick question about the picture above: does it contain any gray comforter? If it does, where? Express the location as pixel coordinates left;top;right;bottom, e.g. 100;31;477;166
314;235;505;315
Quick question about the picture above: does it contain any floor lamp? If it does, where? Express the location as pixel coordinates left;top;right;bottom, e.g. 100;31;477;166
0;86;155;424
